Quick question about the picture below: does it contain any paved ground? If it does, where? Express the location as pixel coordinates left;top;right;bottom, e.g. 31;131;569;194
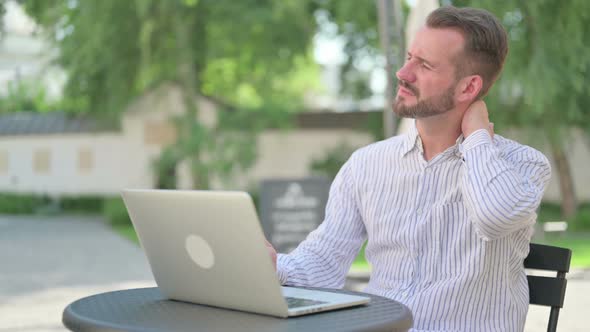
0;215;155;332
0;214;588;331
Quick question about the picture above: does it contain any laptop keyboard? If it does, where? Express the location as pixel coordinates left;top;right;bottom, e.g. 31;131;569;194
285;297;328;309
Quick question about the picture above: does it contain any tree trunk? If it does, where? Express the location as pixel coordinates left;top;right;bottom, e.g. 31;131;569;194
376;0;399;138
549;140;577;219
173;1;208;189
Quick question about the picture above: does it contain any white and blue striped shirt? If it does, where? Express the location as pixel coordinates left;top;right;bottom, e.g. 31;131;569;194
277;125;551;332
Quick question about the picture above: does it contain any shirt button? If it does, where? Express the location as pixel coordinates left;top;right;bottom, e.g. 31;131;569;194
416;208;423;215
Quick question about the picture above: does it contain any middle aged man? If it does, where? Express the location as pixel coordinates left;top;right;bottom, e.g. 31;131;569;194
266;6;551;332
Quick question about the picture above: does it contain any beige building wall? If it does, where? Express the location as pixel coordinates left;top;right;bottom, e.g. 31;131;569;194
0;133;151;195
211;129;374;190
0;128;373;196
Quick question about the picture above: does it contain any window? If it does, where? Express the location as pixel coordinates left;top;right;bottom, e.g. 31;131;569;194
0;150;7;174
33;148;51;174
78;147;93;173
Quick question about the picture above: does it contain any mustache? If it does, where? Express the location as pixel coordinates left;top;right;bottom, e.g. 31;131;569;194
398;80;419;96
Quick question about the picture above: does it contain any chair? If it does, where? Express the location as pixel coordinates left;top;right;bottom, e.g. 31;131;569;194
524;243;572;332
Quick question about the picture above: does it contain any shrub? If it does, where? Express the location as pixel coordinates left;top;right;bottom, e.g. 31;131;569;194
0;193;108;215
309;143;355;180
60;196;103;213
0;193;51;214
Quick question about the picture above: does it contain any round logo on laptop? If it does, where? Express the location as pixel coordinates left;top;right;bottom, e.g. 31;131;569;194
185;234;215;269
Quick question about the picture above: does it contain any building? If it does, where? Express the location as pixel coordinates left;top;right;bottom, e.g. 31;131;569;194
0;84;375;197
1;83;589;203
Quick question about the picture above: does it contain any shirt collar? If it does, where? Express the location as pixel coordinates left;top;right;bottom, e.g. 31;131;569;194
401;123;420;156
401;122;466;157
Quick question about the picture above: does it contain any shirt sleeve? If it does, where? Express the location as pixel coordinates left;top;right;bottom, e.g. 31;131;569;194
460;129;552;241
276;153;367;288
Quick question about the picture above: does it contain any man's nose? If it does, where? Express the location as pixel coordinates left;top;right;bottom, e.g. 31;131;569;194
396;61;416;83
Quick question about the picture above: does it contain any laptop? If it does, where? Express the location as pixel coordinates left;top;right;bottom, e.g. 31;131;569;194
121;189;370;318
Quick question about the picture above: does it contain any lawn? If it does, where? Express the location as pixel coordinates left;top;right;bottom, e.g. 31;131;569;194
351;243;370;272
113;225;589;271
113;224;140;244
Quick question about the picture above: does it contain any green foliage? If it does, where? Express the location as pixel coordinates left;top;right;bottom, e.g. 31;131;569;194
364;111;386;141
0;193;50;214
12;0;405;189
153;146;181;189
0;81;59;113
102;197;132;227
18;0;330;189
452;0;590;133
0;193;103;214
60;196;103;213
249;188;260;212
309;143;355;180
19;0;320;117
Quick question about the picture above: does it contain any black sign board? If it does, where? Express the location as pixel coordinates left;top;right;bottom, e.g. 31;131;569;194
259;177;331;253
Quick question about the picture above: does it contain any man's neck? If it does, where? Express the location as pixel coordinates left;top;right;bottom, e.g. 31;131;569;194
415;113;463;161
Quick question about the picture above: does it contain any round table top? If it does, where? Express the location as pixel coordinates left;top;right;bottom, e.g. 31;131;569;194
63;287;413;332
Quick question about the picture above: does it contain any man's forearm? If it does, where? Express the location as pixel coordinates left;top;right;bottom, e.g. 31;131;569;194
276;232;364;288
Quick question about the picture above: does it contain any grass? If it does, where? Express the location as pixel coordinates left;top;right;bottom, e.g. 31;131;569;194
351;243;370;272
537;202;563;223
113;224;139;244
539;234;590;268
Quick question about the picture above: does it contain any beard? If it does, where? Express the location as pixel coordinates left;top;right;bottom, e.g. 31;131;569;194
393;80;456;119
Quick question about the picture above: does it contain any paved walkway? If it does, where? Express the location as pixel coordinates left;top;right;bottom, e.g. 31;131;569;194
0;214;587;331
0;215;155;332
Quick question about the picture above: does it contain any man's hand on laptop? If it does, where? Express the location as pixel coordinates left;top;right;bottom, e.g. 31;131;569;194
265;239;277;270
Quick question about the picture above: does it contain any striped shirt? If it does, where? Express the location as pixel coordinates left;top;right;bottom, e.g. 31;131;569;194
277;125;551;332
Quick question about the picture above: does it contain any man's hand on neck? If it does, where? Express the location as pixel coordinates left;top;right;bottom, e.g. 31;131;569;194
461;100;494;138
415;100;494;161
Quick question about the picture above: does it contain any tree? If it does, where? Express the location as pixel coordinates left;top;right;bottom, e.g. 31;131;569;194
315;1;408;100
18;0;322;188
452;0;590;221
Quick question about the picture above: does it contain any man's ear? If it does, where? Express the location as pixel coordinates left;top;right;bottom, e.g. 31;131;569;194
456;75;483;103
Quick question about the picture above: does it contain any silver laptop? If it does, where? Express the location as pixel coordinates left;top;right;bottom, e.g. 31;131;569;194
121;189;370;317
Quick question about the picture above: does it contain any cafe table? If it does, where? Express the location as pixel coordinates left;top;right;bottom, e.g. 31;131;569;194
63;286;413;332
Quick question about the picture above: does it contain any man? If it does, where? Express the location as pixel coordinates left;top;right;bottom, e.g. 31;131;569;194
266;6;551;332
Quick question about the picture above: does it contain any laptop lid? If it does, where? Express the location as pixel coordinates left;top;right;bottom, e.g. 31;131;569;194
121;189;369;317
